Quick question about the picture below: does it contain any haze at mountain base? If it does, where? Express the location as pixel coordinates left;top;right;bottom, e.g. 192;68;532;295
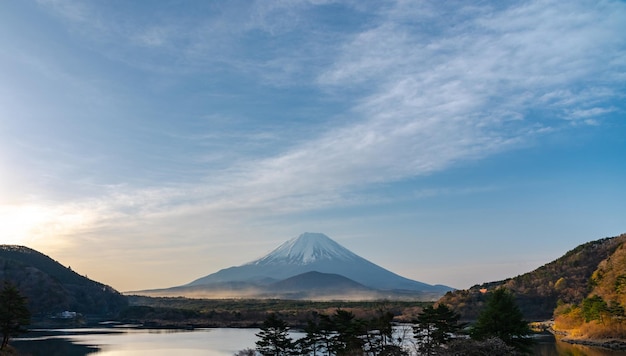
132;233;452;300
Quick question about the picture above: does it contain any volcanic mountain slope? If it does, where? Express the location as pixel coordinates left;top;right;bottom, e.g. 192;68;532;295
188;232;449;292
0;245;128;316
134;233;451;300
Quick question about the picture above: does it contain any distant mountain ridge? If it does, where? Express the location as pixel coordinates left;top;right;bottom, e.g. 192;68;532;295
439;233;626;321
134;233;452;300
0;245;128;316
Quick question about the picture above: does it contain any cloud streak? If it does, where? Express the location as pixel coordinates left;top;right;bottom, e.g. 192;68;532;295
27;0;625;219
214;0;626;210
4;0;624;289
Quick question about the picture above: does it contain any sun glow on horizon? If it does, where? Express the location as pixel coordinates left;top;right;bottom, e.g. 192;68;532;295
0;205;54;245
0;204;89;248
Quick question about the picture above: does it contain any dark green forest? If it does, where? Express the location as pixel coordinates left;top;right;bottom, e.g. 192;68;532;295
0;245;127;316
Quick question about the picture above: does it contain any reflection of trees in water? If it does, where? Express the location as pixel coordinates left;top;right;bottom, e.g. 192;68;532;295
10;328;623;356
555;339;626;356
534;334;626;356
13;338;100;356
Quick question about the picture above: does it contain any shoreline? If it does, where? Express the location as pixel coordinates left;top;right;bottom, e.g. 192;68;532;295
21;323;626;354
30;316;626;352
561;337;626;351
545;325;626;351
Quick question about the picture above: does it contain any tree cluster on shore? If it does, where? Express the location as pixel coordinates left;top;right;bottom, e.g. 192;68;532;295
0;246;127;316
255;309;407;355
240;287;532;355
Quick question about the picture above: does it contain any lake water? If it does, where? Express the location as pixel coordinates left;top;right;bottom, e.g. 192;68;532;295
13;327;262;356
13;326;626;356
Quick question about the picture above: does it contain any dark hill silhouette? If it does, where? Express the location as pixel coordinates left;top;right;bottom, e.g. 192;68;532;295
0;245;127;316
270;271;372;293
439;233;626;321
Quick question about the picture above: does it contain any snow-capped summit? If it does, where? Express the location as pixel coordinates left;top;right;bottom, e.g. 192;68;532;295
249;233;359;265
184;233;451;295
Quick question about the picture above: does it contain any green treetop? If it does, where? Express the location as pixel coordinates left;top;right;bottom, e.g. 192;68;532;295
256;313;294;356
470;288;533;353
413;304;465;355
0;281;31;350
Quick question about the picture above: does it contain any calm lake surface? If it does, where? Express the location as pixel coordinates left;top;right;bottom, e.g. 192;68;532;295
13;327;626;356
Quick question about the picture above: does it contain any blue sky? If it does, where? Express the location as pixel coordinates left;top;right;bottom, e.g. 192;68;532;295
1;0;625;291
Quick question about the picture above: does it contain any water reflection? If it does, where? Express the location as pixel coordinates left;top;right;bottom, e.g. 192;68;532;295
13;327;258;356
13;337;100;356
554;339;626;356
12;328;626;356
533;333;626;356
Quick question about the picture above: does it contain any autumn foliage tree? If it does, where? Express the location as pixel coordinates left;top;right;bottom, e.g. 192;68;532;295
439;234;626;321
554;239;626;339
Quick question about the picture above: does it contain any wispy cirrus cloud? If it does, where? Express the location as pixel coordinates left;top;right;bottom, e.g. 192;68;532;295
10;0;623;290
37;0;339;77
30;0;625;217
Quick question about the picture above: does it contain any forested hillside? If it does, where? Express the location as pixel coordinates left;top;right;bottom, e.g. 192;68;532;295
439;234;626;321
554;237;626;339
0;245;127;316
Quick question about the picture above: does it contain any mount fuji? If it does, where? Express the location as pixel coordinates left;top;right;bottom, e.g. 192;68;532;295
134;233;452;300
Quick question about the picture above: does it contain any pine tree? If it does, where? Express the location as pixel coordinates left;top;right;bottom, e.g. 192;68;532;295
330;309;365;355
300;314;331;356
255;313;294;356
413;304;464;355
365;309;397;355
0;281;31;350
470;288;533;353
